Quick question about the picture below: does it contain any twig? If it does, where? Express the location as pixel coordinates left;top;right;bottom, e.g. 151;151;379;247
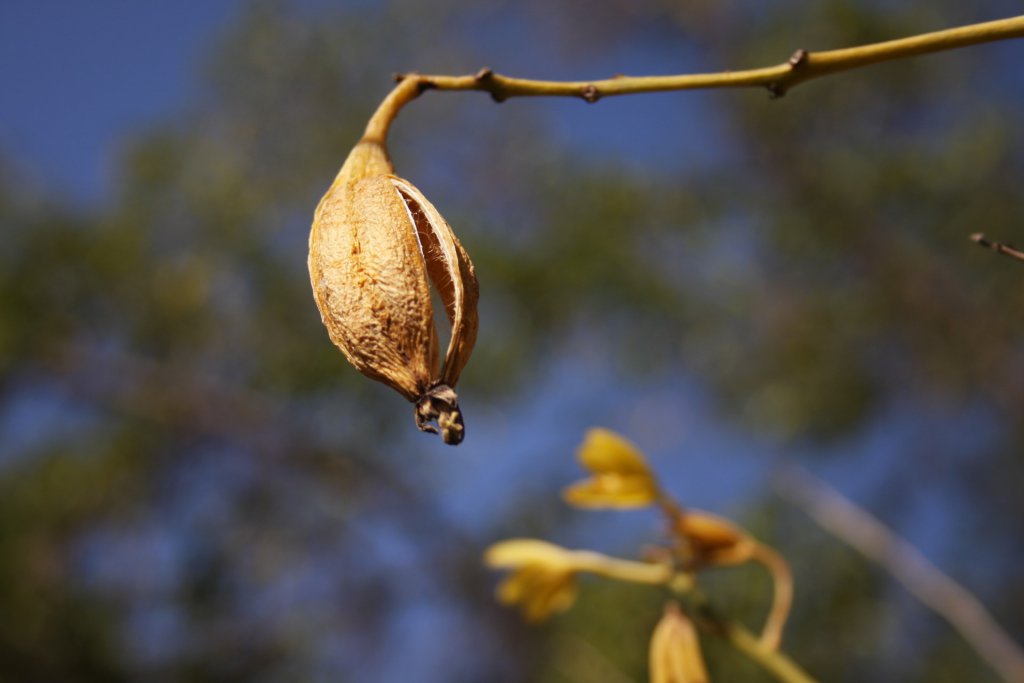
775;465;1024;683
971;233;1024;263
391;15;1024;103
752;543;794;652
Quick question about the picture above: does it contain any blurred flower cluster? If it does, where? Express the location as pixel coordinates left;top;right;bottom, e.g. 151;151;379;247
485;429;795;682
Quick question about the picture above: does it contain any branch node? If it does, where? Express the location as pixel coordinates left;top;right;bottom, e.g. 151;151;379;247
581;84;601;103
788;49;809;68
970;233;1024;263
472;67;506;102
393;71;432;95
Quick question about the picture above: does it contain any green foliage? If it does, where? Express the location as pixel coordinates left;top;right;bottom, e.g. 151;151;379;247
537;581;665;683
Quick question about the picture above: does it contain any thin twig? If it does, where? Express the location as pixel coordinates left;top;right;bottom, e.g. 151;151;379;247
971;233;1024;263
752;543;794;653
394;15;1024;102
775;465;1024;683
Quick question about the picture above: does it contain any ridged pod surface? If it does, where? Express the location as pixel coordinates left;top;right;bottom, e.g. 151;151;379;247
309;137;479;444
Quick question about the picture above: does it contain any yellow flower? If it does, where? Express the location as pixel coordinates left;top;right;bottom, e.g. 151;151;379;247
563;428;659;508
485;540;578;622
485;539;672;622
649;602;709;683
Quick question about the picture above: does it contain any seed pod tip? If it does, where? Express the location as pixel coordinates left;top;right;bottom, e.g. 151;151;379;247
415;384;465;445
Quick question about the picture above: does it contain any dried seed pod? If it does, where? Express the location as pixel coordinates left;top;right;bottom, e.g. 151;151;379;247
309;136;479;445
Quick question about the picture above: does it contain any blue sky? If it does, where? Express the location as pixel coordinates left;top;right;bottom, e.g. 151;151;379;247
0;2;242;204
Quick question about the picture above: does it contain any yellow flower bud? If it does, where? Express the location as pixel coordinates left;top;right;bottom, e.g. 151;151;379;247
676;510;757;567
563;428;659;508
649;602;709;683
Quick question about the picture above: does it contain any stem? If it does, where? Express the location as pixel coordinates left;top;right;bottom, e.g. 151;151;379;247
656;491;697;563
752;543;794;652
361;16;1024;146
575;550;676;586
397;15;1024;101
361;75;424;143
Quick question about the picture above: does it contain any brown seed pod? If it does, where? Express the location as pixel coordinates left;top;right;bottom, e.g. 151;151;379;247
309;137;479;445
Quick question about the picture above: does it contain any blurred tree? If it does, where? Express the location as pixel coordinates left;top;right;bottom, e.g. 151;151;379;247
1;0;1022;681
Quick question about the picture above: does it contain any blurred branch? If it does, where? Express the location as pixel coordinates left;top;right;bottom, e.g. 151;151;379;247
752;543;794;653
775;465;1024;683
397;15;1024;101
971;233;1024;263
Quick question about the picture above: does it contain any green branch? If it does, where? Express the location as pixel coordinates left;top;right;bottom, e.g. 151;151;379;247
386;14;1023;107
